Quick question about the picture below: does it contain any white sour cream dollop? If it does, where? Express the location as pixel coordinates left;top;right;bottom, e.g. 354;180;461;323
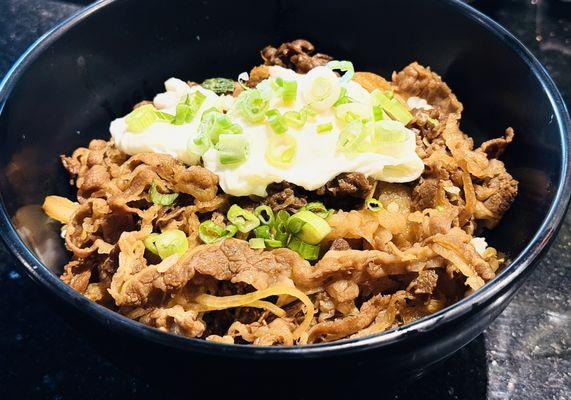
110;66;424;196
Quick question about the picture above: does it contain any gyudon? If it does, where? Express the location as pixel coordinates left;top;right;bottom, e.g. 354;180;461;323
43;40;517;345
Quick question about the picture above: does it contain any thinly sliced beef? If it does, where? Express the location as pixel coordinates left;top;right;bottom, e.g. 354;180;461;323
316;172;373;199
187;239;297;290
392;62;463;118
261;39;332;73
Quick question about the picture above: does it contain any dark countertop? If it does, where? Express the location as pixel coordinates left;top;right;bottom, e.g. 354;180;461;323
0;1;569;399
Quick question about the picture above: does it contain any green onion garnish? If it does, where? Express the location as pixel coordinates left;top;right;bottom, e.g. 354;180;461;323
254;205;274;225
173;91;206;125
149;180;179;206
372;105;385;121
283;110;307;129
125;104;160;133
227;204;260;233
216;133;249;165
249;238;266;249
288;237;320;261
337;119;372;152
365;198;383;212
265;109;288;135
326;60;355;83
301;202;331;219
316;122;333;134
287;210;331;245
236;89;269;123
274;78;298;104
264;239;283;248
254;225;271;239
266;134;297;168
194;110;242;155
371;90;413;125
198;220;225;244
274;222;290;245
143;230;189;259
333;87;352;107
275;210;290;225
201;78;235;95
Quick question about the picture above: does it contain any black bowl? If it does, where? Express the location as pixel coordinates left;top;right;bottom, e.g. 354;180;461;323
0;0;569;381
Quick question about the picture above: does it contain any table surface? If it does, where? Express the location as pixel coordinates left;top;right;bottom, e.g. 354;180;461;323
0;0;569;399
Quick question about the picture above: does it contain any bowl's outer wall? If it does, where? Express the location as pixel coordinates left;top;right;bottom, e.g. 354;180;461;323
0;0;568;367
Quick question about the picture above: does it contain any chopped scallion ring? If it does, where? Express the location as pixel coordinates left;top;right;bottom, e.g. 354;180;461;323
265;109;288;135
371;89;413;125
216;134;249;165
288;237;320;260
249;238;266;249
143;230;189;259
326;60;355;83
236;89;269;123
254;225;271;239
265;134;297;168
125;104;159;133
301;202;331;219
287;210;331;245
264;239;283;248
316;122;333;134
365;198;383;212
254;205;274;225
283;110;307;129
227;204;260;233
149;180;179;206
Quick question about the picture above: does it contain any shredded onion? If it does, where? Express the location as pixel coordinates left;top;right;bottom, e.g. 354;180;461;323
193;286;315;340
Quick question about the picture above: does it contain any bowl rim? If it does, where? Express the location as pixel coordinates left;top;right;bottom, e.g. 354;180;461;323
0;0;569;359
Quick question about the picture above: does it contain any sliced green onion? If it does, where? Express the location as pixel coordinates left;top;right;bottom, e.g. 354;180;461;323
302;106;317;117
365;198;383;212
264;239;283;248
173;91;206;125
276;210;290;224
287;210;331;245
254;225;271;239
283;110;307;129
337;119;372;152
288;237;320;261
301;202;331;219
333;87;353;107
201;78;235;95
198;220;225;244
216;134;249;165
335;102;371;122
224;224;238;237
302;67;341;112
143;230;188;259
266;134;297;168
372;105;385;121
271;77;298;104
274;222;290;244
316;122;333;134
254;205;274;225
265;109;288;135
236;89;269;123
125;104;159;133
371;90;413;125
326;60;355;83
249;238;266;249
155;111;175;123
149;180;178;206
227;204;260;233
286;217;304;234
194;110;242;154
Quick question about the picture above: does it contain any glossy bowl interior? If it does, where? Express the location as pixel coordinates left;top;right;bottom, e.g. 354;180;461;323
0;0;569;366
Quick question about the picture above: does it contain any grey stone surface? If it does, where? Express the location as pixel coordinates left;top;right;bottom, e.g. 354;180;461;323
0;0;569;398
